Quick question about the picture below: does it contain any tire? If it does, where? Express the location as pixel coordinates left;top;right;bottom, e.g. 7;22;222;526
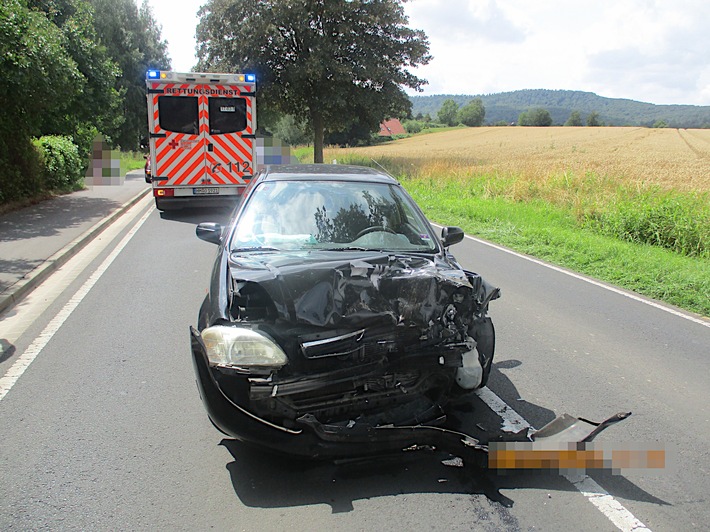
474;317;496;388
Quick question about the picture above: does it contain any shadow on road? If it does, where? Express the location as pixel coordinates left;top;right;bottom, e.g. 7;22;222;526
220;438;524;517
214;360;669;515
0;196;124;242
158;206;234;226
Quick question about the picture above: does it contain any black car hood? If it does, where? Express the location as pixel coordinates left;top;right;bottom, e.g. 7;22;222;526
227;250;481;329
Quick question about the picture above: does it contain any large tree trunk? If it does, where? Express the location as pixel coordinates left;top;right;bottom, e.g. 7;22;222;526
312;108;324;163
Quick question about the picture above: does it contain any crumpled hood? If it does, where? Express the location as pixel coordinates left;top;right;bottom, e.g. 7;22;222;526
227;250;478;328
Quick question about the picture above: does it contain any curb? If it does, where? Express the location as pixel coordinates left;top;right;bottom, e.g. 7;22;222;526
0;187;152;315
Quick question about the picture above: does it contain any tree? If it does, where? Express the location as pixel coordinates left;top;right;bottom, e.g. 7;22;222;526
1;0;121;203
271;114;311;146
564;110;583;127
90;0;171;150
1;0;71;202
518;107;552;126
586;111;601;127
26;0;122;149
196;0;430;163
437;99;459;126
457;98;485;127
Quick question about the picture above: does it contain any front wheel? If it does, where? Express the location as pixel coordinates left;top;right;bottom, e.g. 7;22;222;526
473;317;495;388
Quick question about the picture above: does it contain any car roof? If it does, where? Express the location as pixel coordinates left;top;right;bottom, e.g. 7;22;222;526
258;164;399;184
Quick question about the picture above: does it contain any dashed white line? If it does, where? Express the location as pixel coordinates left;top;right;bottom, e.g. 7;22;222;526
476;388;651;532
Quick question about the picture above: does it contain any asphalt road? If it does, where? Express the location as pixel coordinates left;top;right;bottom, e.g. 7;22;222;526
0;194;708;531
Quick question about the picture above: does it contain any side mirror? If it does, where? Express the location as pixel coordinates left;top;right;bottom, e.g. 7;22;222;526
441;226;464;247
196;222;222;245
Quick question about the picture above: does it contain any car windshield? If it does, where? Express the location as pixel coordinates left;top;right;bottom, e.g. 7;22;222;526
230;180;438;252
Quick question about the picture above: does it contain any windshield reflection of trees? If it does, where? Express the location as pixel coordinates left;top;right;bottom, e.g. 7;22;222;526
314;190;399;243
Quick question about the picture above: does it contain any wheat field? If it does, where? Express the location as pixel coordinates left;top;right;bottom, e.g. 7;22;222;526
326;127;710;193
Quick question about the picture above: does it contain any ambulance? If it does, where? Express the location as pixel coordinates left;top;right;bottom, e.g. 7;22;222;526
145;70;257;210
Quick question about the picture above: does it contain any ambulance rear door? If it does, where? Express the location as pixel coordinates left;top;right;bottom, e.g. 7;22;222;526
147;72;256;198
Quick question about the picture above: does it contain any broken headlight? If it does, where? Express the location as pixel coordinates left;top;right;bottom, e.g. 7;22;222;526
202;326;287;369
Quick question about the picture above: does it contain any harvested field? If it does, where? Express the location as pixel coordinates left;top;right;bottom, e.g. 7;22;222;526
326;127;710;192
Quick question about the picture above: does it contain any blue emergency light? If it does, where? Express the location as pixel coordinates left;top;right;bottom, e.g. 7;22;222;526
147;70;160;79
246;73;256;82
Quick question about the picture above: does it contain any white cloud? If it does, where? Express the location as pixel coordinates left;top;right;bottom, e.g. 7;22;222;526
146;0;710;105
146;0;203;72
404;0;710;104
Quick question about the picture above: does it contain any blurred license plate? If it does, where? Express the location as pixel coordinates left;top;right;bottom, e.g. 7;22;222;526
194;187;219;195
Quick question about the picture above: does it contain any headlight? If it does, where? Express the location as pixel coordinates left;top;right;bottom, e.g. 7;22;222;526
201;326;287;369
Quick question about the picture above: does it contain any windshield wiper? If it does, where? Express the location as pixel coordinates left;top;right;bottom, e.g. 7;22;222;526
231;246;280;252
319;246;371;251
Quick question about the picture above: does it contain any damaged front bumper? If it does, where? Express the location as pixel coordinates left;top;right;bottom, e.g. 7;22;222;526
191;328;631;466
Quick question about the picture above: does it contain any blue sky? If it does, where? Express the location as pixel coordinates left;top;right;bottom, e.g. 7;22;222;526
147;0;710;106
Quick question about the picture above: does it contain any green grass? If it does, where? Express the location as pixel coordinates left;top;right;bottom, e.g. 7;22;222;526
326;153;709;317
405;177;710;317
292;146;315;163
119;151;147;175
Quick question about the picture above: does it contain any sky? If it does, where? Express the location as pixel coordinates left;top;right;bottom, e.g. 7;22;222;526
146;0;710;106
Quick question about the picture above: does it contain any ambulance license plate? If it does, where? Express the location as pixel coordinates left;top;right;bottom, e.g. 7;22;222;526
194;187;219;195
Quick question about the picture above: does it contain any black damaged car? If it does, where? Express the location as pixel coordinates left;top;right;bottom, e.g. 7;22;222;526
190;164;628;462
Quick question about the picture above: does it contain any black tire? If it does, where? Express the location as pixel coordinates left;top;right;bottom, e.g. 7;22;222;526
474;317;496;388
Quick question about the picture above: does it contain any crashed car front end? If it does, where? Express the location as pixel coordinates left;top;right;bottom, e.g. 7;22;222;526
191;249;500;459
190;165;630;463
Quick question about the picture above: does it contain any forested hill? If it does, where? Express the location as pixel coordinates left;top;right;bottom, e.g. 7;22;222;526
410;90;710;128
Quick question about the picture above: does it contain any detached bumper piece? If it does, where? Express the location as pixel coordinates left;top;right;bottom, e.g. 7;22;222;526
488;412;647;471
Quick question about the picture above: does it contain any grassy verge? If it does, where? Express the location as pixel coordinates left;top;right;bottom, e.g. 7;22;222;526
119;151;147;175
328;153;710;317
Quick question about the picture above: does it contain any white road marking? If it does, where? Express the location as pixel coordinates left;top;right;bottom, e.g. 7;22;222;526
433;223;710;328
476;388;651;532
0;199;153;402
0;207;667;530
0;194;154;347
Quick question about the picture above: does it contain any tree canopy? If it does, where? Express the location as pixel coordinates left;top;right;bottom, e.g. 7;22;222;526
457;98;485;127
518;107;553;127
0;0;170;205
89;0;170;150
411;89;710;129
564;110;583;126
195;0;431;162
586;111;601;127
437;99;459;126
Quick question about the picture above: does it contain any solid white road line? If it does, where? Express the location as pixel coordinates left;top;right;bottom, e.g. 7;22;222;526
432;223;710;328
475;387;651;532
0;200;153;403
0;194;154;348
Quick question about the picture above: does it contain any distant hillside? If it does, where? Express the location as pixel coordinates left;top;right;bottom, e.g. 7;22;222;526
409;90;710;128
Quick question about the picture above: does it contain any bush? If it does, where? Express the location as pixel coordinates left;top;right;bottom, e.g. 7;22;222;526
402;120;422;134
271;115;310;146
73;124;101;162
0;136;44;204
33;136;84;192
